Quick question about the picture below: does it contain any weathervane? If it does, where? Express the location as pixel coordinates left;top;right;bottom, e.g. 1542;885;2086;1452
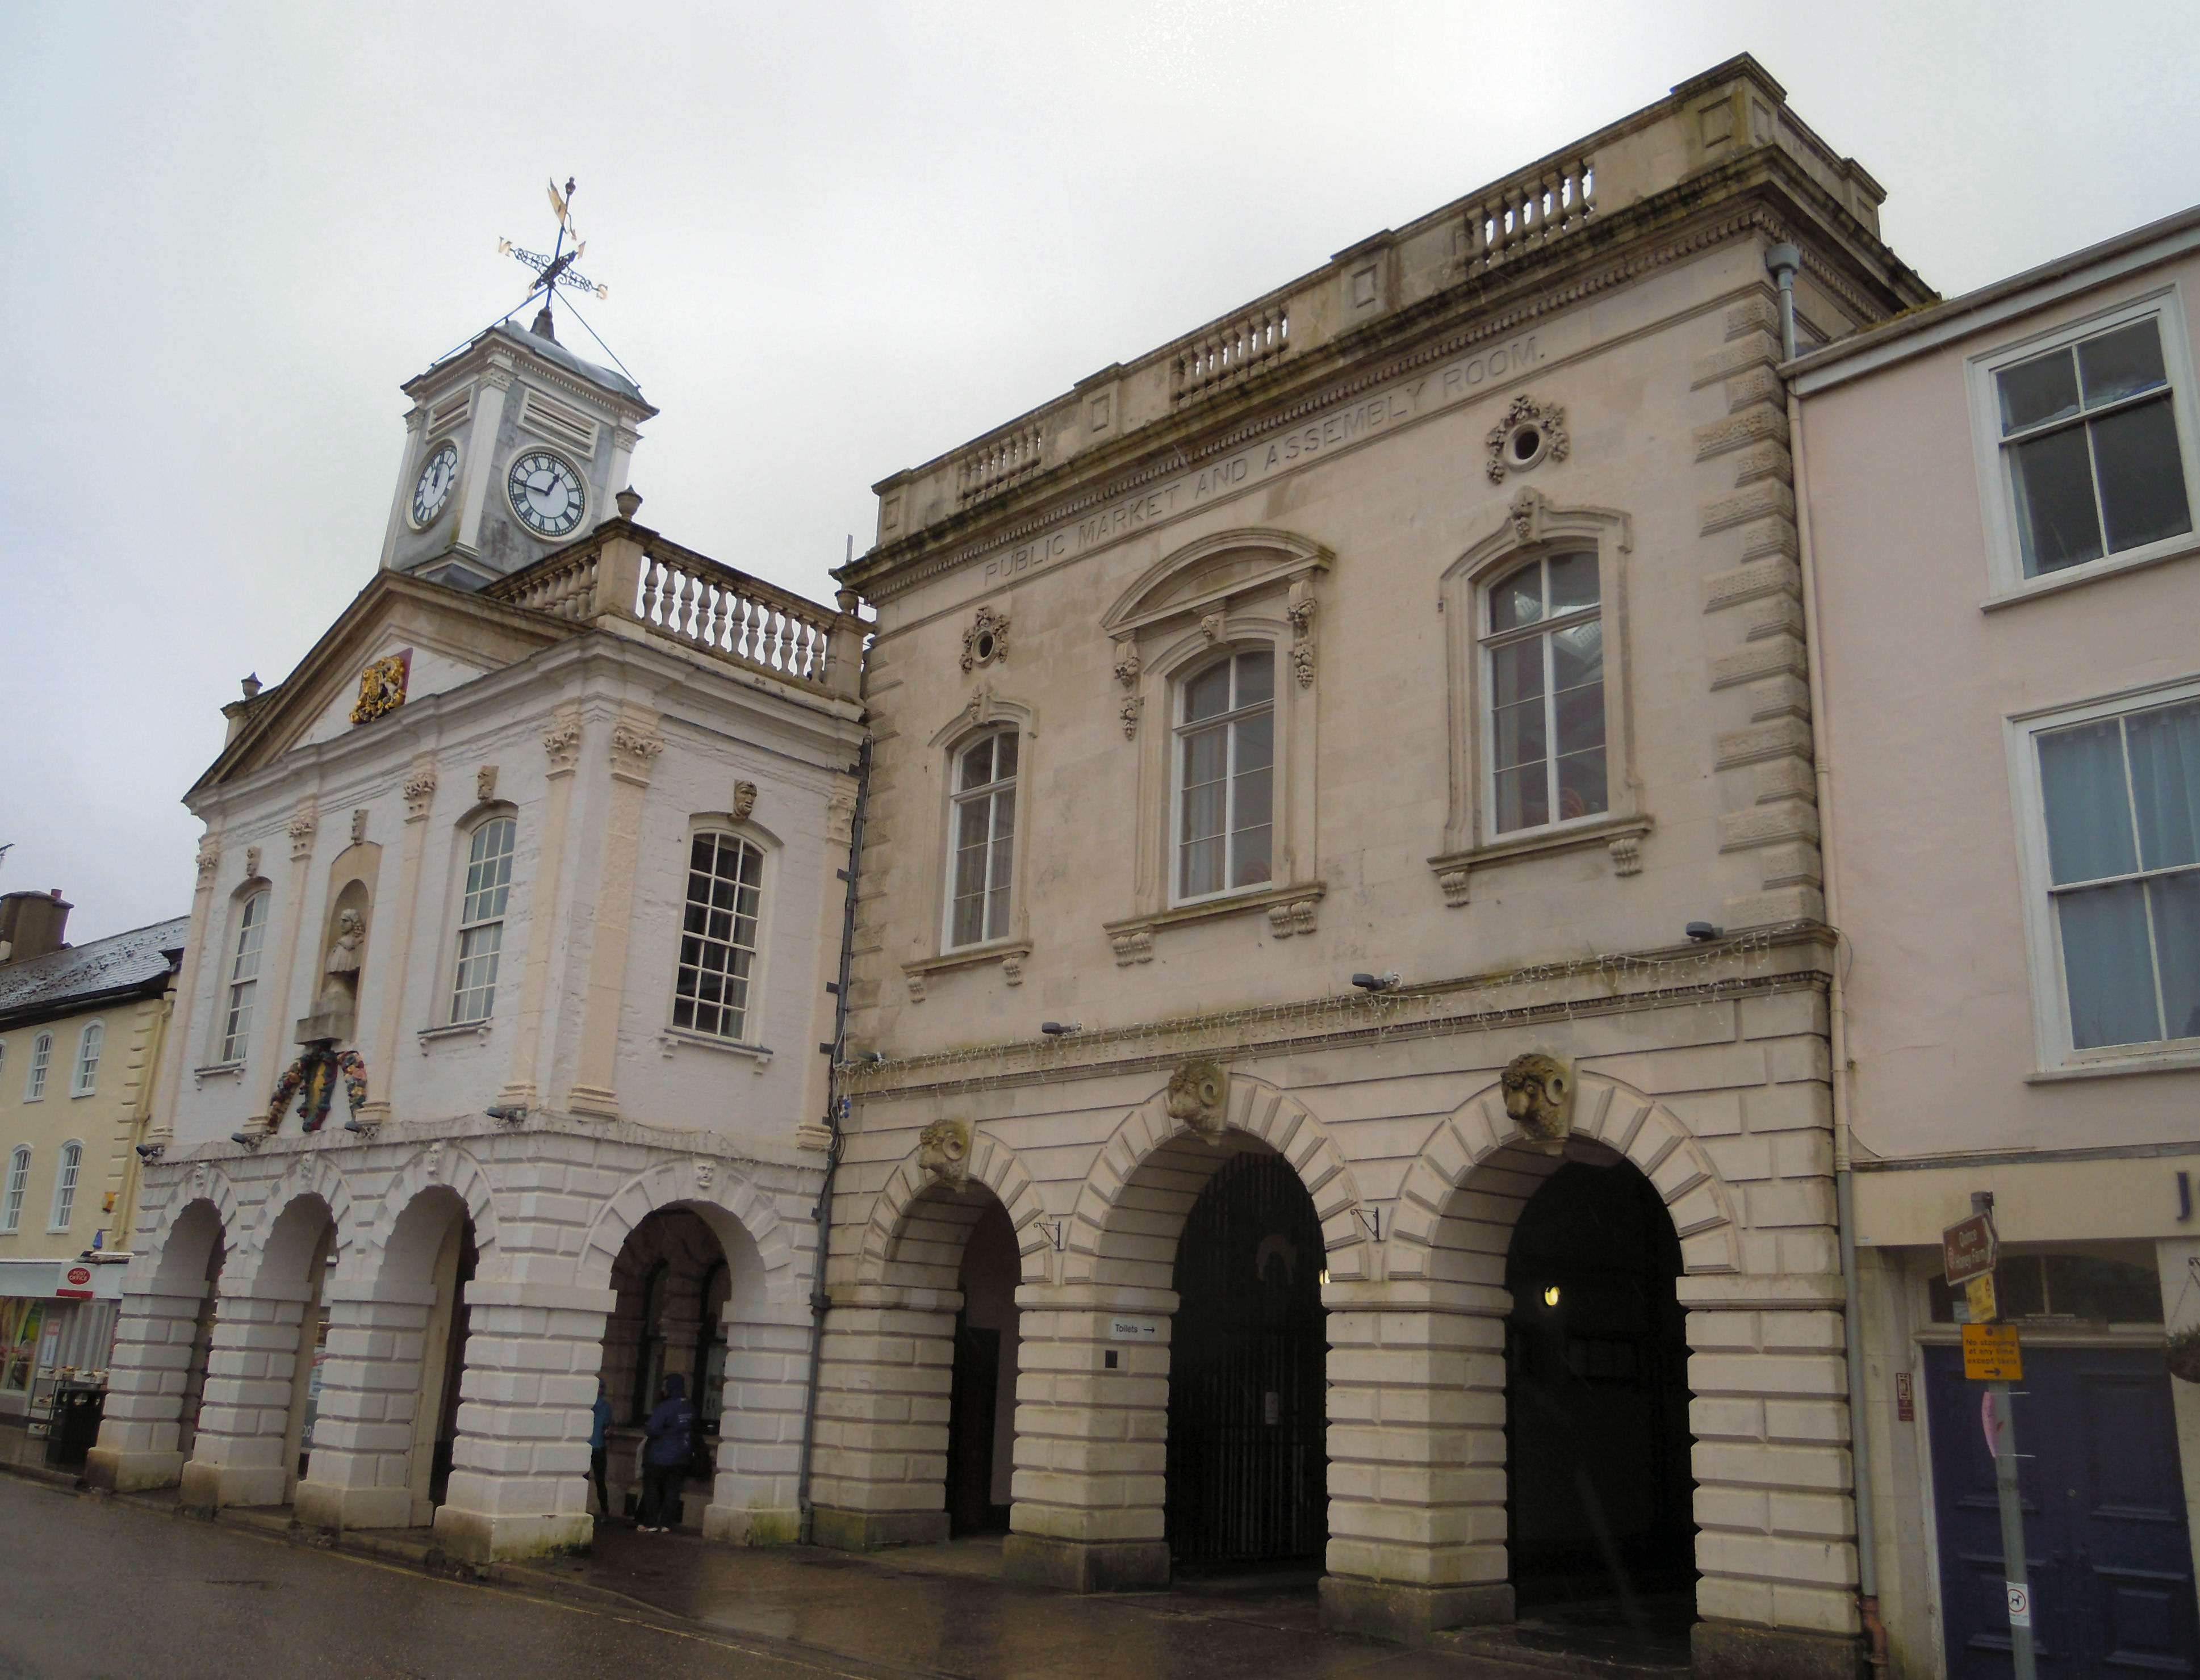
499;177;608;330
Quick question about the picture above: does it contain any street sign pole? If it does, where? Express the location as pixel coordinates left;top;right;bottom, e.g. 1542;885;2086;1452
1953;1191;2035;1680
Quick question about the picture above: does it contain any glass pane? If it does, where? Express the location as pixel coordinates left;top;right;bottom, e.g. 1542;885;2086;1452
951;893;985;949
1180;835;1223;898
2042;1254;2164;1323
992;787;1015;843
1185;663;1232;723
2128;699;2200;872
956;798;990;854
994;732;1018;781
1550;618;1603;690
1181;780;1224;846
1232;825;1273;888
1554;680;1607;755
1183;723;1227;791
1235;711;1273;773
1495;763;1547;834
2078;320;2168;407
1490;639;1544;709
2009;426;2103;575
2038;719;2136;884
691;834;714;871
2092;398;2193;553
1233;763;1273;835
2056;882;2159;1049
1490;560;1543;632
1998;347;2080;433
1548;551;1599;613
960;739;994;790
1557;748;1608;822
1233;651;1273;707
1491;697;1547;773
989;811;1016;894
2154;872;2200;1042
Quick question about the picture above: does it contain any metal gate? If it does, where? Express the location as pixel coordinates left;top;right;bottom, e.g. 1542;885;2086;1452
1165;1150;1328;1566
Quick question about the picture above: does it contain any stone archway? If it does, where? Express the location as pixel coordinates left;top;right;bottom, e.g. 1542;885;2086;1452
86;1192;232;1493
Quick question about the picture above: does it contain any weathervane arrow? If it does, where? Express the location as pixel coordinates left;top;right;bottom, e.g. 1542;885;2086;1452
498;175;609;303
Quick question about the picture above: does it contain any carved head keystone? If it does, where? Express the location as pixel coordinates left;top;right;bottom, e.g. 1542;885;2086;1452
1166;1059;1230;1137
1501;1051;1575;1142
917;1118;972;1189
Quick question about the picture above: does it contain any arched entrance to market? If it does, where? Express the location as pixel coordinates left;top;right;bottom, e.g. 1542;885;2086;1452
381;1187;477;1519
258;1192;336;1501
945;1196;1020;1535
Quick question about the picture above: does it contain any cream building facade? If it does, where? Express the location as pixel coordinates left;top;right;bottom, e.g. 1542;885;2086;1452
87;316;869;1562
0;896;185;1415
1793;207;2200;1678
817;56;1931;1679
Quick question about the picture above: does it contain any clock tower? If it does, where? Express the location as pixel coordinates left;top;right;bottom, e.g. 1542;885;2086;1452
377;313;656;589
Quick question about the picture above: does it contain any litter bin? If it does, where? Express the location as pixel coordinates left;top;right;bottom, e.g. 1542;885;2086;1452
46;1382;104;1469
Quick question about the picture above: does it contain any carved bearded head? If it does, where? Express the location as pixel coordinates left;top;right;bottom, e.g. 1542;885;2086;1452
1501;1051;1575;1142
917;1119;972;1189
1166;1059;1229;1137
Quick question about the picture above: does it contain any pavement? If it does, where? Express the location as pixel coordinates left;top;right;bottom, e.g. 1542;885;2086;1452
0;1465;1690;1680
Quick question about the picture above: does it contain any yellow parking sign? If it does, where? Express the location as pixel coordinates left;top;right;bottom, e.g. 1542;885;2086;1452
1962;1322;2023;1381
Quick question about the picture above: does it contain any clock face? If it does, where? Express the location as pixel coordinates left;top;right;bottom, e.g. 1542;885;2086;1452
507;450;586;538
410;441;460;527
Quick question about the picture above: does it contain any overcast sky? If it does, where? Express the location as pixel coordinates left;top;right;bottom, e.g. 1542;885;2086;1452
5;0;2197;943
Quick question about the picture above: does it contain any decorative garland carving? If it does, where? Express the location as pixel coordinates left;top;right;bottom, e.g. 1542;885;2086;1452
1485;395;1569;483
195;836;221;884
961;606;1010;673
262;1046;369;1136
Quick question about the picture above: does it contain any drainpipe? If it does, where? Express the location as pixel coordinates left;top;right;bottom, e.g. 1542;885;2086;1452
1776;243;1888;1679
795;732;870;1544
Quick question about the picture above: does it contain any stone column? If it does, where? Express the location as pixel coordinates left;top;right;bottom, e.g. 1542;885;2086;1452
237;802;318;1142
429;1281;614;1562
355;757;436;1126
1318;1278;1515;1644
562;711;660;1121
1001;1281;1173;1593
1682;1269;1862;1680
701;1299;812;1545
499;707;582;1110
178;1283;311;1509
292;1278;437;1532
145;838;224;1149
808;1282;958;1550
83;1278;210;1492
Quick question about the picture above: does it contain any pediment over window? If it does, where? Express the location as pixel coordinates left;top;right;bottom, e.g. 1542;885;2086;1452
1101;528;1333;638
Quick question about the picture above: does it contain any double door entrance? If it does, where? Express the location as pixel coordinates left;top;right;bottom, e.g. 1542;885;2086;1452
1924;1344;2196;1677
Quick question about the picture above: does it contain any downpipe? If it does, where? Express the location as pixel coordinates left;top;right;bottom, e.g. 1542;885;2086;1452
795;733;871;1545
1777;238;1889;1678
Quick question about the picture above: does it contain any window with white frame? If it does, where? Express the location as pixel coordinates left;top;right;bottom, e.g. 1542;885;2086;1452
72;1021;103;1097
947;731;1018;948
24;1033;51;1102
220;890;270;1062
1483;551;1607;835
1989;307;2194;580
2;1147;26;1234
450;815;517;1024
1176;651;1274;900
49;1142;81;1232
2026;689;2200;1054
673;831;764;1041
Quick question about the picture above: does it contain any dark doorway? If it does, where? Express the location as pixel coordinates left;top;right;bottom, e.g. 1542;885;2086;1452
947;1199;1018;1535
1504;1158;1696;1623
1165;1149;1328;1570
1923;1343;2196;1678
427;1222;477;1506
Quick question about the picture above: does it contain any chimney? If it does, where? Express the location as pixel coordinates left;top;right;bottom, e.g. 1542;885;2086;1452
0;889;72;965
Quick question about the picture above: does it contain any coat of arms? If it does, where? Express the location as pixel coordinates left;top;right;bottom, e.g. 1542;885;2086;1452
351;650;413;726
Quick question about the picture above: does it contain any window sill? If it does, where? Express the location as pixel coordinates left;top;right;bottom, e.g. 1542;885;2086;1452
901;941;1032;999
1103;880;1325;965
1982;532;2200;611
656;1027;773;1070
417;1020;492;1053
2025;1048;2200;1083
1428;814;1653;906
192;1062;246;1087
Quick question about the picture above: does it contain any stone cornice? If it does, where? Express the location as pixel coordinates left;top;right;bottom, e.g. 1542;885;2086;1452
844;923;1834;1101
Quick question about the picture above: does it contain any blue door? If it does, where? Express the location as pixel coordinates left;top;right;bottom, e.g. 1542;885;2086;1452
1924;1344;2197;1677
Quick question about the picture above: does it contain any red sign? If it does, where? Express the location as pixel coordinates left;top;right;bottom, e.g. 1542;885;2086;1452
1942;1214;1997;1285
56;1264;95;1300
65;1266;91;1286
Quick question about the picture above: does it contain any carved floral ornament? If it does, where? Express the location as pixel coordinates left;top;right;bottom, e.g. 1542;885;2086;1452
195;836;221;883
961;606;1010;673
404;766;438;822
288;804;319;858
1485;395;1570;484
609;723;665;779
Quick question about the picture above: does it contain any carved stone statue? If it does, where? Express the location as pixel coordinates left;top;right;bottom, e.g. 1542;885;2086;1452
1501;1051;1575;1142
325;908;365;982
1166;1059;1229;1137
918;1118;972;1189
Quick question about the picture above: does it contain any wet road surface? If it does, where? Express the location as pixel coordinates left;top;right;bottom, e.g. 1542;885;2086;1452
0;1478;1547;1680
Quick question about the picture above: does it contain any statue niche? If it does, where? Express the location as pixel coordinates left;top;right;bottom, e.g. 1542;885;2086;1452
298;874;374;1046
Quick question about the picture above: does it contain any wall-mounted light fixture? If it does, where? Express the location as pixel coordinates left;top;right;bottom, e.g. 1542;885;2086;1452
1040;1021;1082;1037
1350;972;1402;992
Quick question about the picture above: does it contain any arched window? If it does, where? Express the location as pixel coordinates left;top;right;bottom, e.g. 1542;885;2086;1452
72;1022;103;1097
1175;650;1274;901
1483;551;1607;834
220;890;271;1062
451;815;518;1024
2;1147;28;1234
674;831;766;1041
24;1033;52;1102
947;731;1018;948
49;1142;81;1233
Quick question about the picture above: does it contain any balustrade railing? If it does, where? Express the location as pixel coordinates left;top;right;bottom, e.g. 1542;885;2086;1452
1461;158;1595;271
1172;305;1290;404
489;546;600;621
956;421;1047;505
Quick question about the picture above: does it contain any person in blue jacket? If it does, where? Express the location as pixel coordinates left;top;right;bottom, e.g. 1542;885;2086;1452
588;1376;612;1520
637;1372;694;1532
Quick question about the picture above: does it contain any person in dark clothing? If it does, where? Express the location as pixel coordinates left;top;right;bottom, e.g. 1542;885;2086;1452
637;1372;695;1532
588;1376;612;1520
